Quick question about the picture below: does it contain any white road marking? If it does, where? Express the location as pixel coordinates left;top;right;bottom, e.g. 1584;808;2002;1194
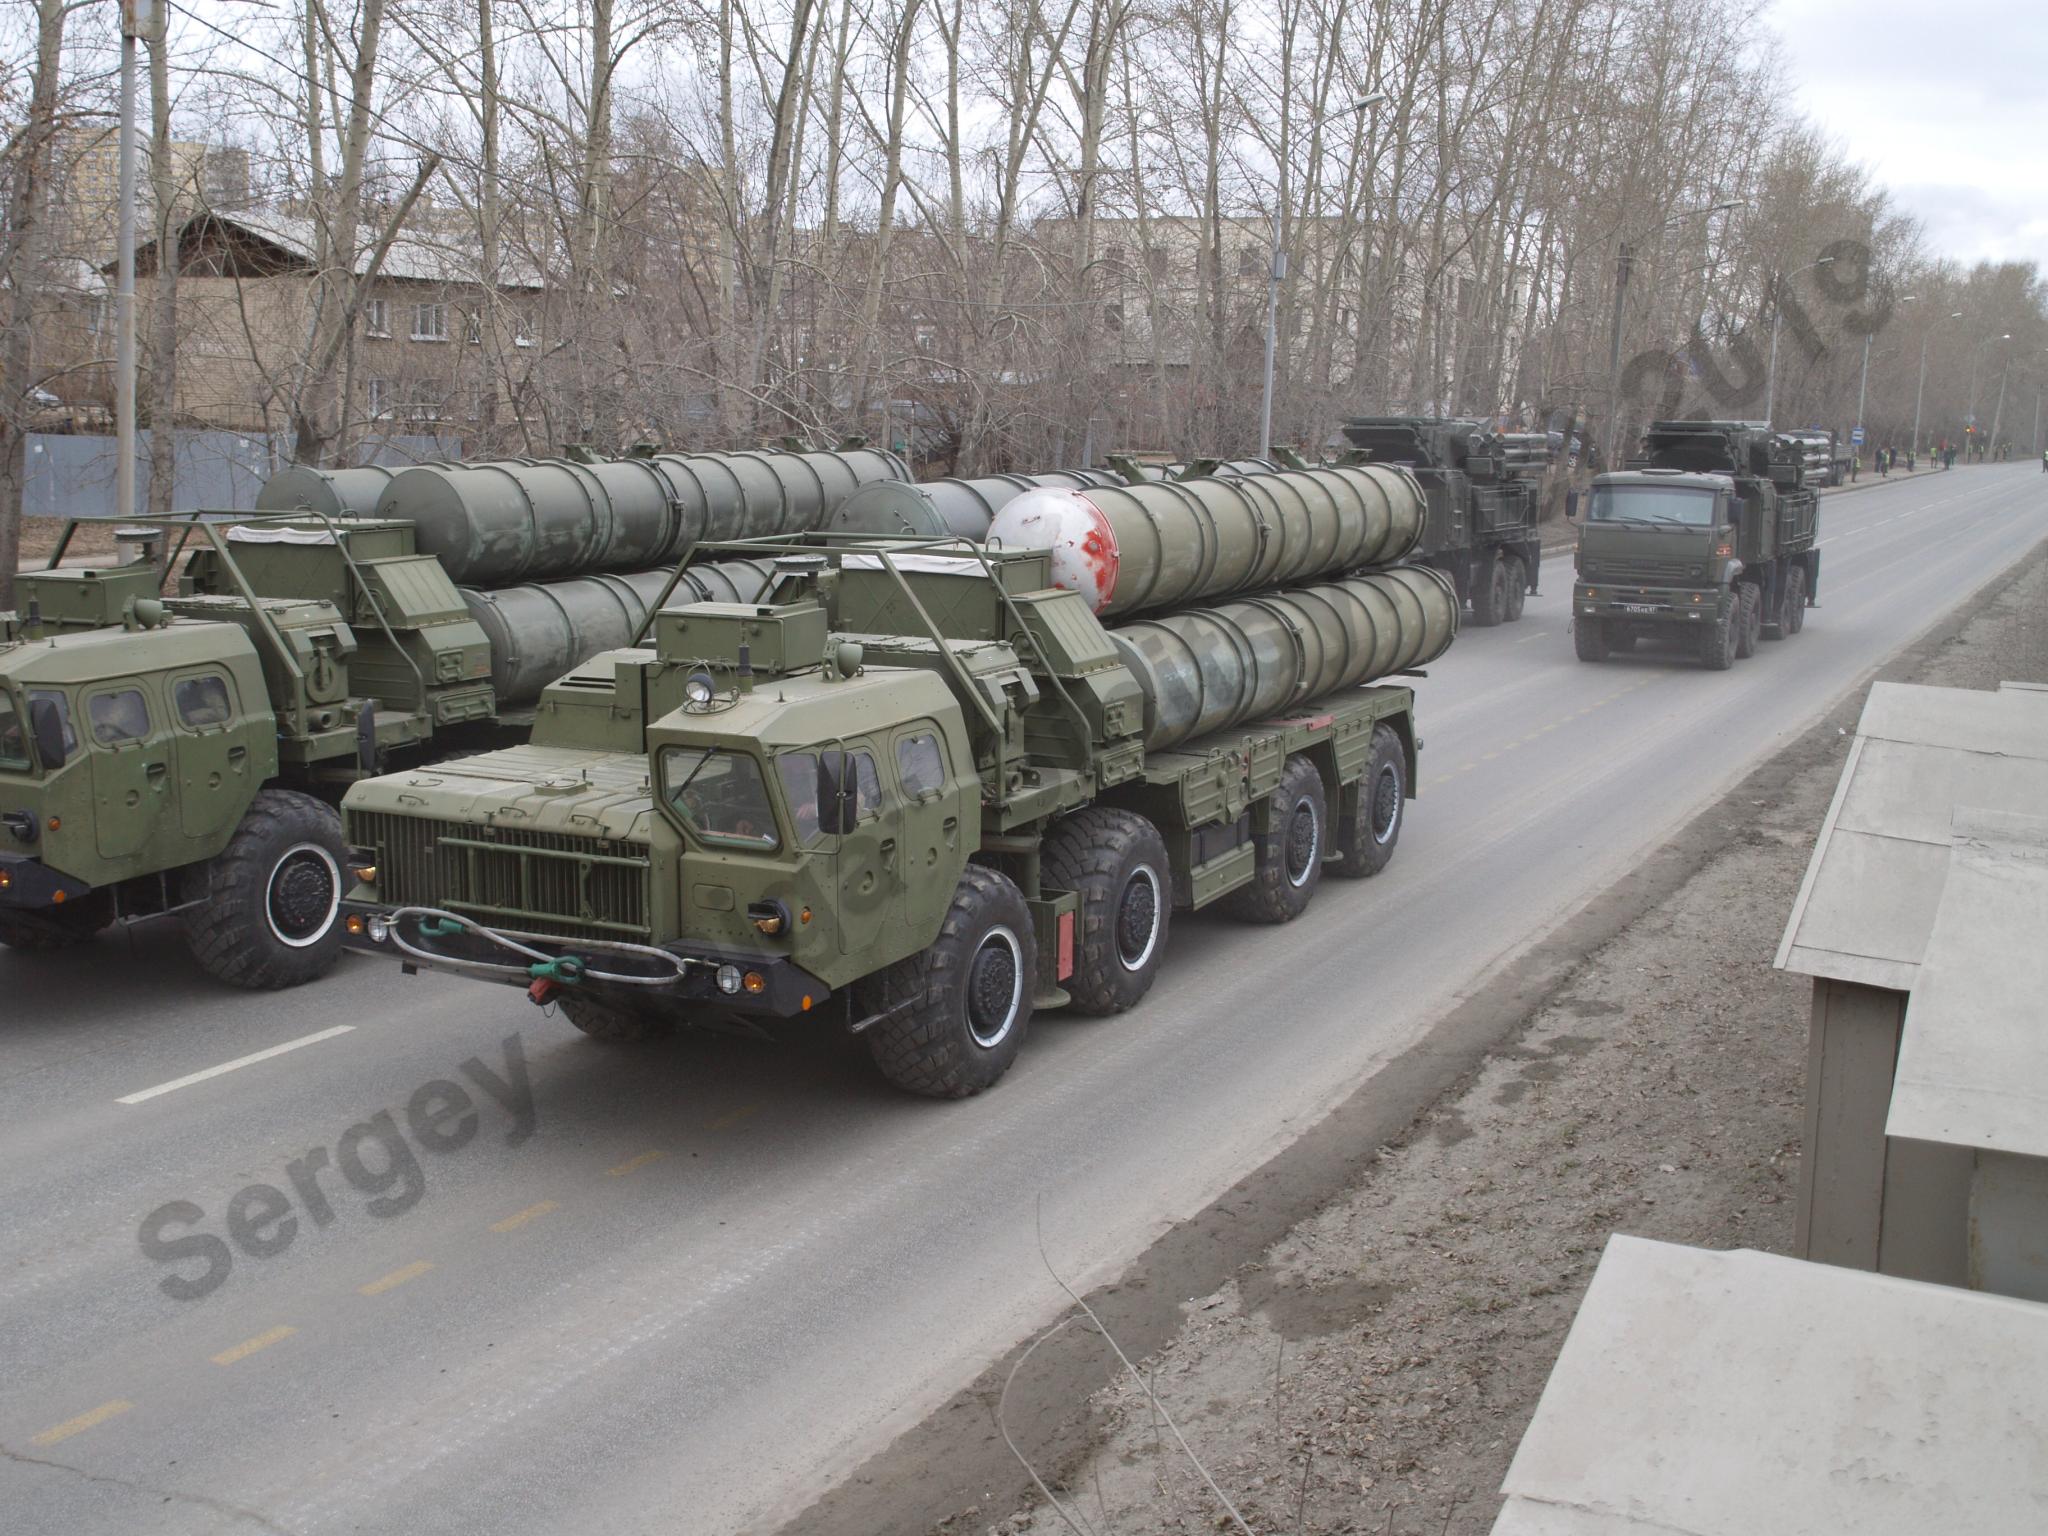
115;1026;357;1105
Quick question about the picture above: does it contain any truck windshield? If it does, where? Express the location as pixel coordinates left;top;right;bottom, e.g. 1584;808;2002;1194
0;693;27;770
1587;486;1717;527
659;746;779;850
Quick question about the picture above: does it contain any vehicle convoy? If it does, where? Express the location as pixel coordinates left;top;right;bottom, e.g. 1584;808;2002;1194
336;461;1459;1097
1570;420;1821;669
0;445;908;982
1336;416;1547;627
1782;428;1852;487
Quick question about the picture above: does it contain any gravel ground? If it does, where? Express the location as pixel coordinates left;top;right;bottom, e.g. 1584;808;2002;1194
976;543;2048;1536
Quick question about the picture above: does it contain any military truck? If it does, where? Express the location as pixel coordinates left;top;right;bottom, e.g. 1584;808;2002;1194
336;462;1457;1097
1569;420;1820;669
0;446;908;981
1782;428;1851;487
1336;417;1547;627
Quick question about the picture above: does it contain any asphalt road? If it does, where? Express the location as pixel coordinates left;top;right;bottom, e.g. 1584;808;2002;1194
3;461;2043;1535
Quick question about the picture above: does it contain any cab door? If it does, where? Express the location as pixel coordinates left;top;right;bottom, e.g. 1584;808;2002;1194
170;669;251;844
85;681;172;861
832;739;899;956
892;723;961;938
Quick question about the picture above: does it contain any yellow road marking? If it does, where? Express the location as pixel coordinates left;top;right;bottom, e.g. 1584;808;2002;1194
608;1150;666;1177
358;1260;434;1297
31;1400;133;1446
211;1325;296;1366
1482;750;1501;761
709;1104;761;1132
491;1200;558;1233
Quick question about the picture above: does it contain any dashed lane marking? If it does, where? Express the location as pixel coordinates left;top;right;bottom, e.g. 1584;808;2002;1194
116;1026;356;1105
357;1261;434;1297
608;1150;667;1177
211;1326;297;1367
490;1200;559;1233
30;1400;133;1446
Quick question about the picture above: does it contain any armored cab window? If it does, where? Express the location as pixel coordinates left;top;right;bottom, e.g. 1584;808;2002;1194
776;752;824;847
851;751;883;820
25;690;75;763
174;674;234;729
660;746;778;850
0;694;27;769
896;732;947;799
88;688;151;746
1586;485;1717;527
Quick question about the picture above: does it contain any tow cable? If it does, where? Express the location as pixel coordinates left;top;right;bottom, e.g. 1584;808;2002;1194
379;907;694;995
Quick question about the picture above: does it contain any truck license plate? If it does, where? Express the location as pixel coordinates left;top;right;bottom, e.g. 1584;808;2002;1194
1619;602;1658;614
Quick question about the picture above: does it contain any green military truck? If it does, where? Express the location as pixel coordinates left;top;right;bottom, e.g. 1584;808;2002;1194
337;463;1458;1097
0;446;909;982
1569;420;1820;668
1336;417;1547;627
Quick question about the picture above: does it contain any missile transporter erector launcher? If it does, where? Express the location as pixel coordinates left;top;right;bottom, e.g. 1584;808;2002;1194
336;461;1458;1098
0;446;908;985
1570;420;1820;668
1336;417;1547;627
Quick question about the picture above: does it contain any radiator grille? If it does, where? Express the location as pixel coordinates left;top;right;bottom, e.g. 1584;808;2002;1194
349;809;651;940
1581;556;1699;584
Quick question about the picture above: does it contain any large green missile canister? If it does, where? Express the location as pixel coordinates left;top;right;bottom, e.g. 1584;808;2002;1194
827;470;1129;540
986;462;1425;619
1110;565;1458;750
255;464;400;517
376;446;908;587
461;558;777;704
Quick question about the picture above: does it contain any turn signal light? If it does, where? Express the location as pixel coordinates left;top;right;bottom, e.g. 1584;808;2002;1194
346;914;365;935
742;971;767;994
46;816;59;832
0;870;10;890
51;889;65;904
348;863;378;884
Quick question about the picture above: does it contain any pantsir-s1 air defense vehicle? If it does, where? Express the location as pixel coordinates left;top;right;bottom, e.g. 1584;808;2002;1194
337;462;1457;1097
1570;420;1820;668
1337;417;1547;627
0;446;907;983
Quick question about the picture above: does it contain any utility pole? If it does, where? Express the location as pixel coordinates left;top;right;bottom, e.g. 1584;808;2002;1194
1915;311;1963;456
115;0;152;519
1854;332;1871;453
1603;241;1633;469
1764;255;1835;427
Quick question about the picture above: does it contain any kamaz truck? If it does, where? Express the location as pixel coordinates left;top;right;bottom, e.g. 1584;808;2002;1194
335;462;1457;1098
1337;417;1546;627
1570;420;1820;669
0;445;907;981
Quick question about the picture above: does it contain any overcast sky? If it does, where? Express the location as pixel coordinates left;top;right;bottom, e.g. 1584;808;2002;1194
1767;0;2047;271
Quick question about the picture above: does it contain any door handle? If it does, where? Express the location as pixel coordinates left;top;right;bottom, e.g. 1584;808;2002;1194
879;839;897;857
144;761;168;778
227;745;248;763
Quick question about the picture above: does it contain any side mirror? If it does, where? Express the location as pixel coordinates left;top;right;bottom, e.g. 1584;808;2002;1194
816;750;857;837
29;698;66;768
1564;491;1579;520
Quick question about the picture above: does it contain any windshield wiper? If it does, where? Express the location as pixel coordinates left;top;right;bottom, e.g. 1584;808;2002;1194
667;748;720;808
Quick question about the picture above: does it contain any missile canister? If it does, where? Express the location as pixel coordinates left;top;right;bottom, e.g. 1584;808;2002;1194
986;462;1425;619
1110;565;1458;750
827;470;1129;540
462;558;777;704
377;446;908;588
255;464;400;517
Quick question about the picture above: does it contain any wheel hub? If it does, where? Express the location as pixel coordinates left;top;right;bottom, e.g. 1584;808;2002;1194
966;934;1020;1047
1115;869;1160;970
1286;800;1319;885
1371;765;1401;844
269;849;338;943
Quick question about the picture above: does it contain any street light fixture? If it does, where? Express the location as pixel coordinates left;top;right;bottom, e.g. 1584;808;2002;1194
1763;255;1836;426
1259;93;1387;459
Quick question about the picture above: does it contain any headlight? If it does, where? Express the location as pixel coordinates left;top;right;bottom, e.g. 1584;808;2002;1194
716;963;742;995
367;916;390;943
685;672;717;707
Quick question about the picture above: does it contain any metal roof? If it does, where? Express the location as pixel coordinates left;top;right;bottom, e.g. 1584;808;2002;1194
1774;680;2048;990
1886;806;2048;1159
1494;1234;2048;1535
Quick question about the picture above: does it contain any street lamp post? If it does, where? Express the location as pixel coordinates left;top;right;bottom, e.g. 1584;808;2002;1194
1763;255;1836;427
1258;93;1384;460
1856;294;1915;462
1602;199;1744;468
1913;310;1965;456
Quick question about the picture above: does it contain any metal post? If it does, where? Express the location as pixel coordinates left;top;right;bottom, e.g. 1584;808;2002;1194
1764;298;1782;427
1854;332;1870;453
1604;241;1633;468
116;1;147;519
1989;359;2009;454
1912;333;1931;456
1258;244;1284;460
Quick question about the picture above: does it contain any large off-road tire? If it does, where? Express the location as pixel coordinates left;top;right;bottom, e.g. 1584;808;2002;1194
1502;554;1529;622
1041;807;1170;1016
0;892;114;954
1699;605;1738;670
1573;617;1610;662
861;865;1035;1098
1784;566;1808;635
1328;725;1405;880
1225;755;1326;923
1468;550;1507;627
560;993;672;1044
182;789;348;989
1734;583;1761;658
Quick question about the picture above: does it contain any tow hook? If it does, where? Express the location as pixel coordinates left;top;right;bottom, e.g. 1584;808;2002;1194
525;954;587;1005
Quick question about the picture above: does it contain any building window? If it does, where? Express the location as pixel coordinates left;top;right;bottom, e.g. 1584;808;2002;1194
367;377;391;417
1238;245;1264;278
914;325;936;354
364;299;390;338
513;318;534;349
465;311;482;344
406;378;446;422
412;303;447;342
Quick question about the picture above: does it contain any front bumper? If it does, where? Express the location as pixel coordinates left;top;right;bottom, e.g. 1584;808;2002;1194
339;900;832;1018
1574;583;1729;624
0;851;94;909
